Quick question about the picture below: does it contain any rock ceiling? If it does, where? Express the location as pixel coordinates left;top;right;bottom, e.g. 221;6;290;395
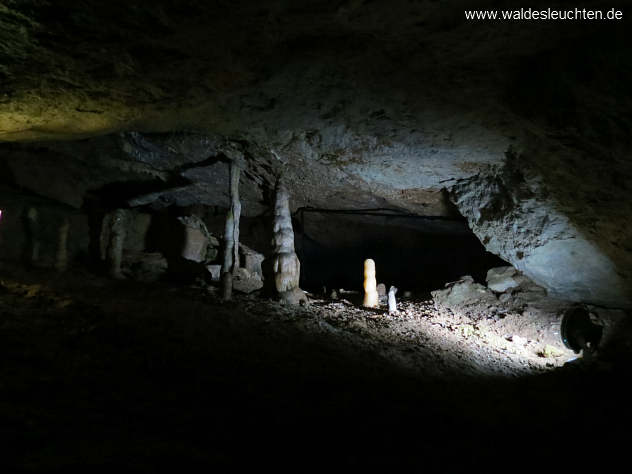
0;0;630;307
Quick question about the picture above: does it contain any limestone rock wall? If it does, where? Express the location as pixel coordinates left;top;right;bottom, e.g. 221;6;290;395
449;151;631;309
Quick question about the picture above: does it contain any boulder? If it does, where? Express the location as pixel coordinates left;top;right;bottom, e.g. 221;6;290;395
177;215;209;263
177;215;220;263
431;275;497;310
232;267;264;294
239;243;264;279
485;266;550;311
181;226;207;263
486;266;523;293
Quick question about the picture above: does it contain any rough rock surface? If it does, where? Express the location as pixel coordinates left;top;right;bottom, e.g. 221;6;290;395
450;153;632;309
431;276;498;310
239;243;264;279
231;267;264;294
178;224;207;263
177;215;218;263
0;1;631;308
431;272;586;354
486;266;527;293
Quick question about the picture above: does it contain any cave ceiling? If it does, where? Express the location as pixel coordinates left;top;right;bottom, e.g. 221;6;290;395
0;0;631;307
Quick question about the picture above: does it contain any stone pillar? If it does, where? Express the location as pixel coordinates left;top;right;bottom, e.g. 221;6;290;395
363;258;378;308
272;180;307;305
221;161;241;301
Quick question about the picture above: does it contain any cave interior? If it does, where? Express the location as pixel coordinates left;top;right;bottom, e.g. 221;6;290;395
1;0;631;470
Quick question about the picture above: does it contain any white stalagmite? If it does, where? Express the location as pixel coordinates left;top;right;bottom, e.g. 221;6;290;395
388;285;398;314
221;161;241;301
272;180;307;305
363;258;378;308
55;217;70;272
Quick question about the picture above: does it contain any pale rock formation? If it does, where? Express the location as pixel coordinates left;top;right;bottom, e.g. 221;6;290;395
363;259;378;308
221;162;241;301
431;276;497;310
177;215;211;263
240;243;264;279
272;181;307;305
486;266;526;293
232;267;263;294
226;243;265;294
388;286;398;314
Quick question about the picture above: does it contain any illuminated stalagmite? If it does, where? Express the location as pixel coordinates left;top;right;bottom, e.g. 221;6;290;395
272;180;307;305
363;258;378;308
388;285;398;314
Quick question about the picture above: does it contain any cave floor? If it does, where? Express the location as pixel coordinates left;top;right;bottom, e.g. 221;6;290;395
1;264;630;471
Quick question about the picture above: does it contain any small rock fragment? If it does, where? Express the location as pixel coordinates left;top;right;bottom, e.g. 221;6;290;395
486;266;522;293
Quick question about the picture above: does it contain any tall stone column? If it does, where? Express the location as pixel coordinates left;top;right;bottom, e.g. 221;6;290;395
221;161;241;301
272;180;307;305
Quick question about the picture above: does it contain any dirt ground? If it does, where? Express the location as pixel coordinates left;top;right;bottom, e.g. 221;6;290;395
1;264;631;471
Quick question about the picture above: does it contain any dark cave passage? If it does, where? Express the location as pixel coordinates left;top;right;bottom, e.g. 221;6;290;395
294;208;507;295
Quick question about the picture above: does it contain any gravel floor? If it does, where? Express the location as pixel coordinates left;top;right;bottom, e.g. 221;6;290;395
1;266;630;471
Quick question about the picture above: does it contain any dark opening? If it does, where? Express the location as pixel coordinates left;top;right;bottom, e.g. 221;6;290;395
294;208;507;296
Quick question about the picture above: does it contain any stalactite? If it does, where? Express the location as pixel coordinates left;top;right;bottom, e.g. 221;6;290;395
272;180;307;305
55;217;70;272
221;161;241;301
363;258;378;308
